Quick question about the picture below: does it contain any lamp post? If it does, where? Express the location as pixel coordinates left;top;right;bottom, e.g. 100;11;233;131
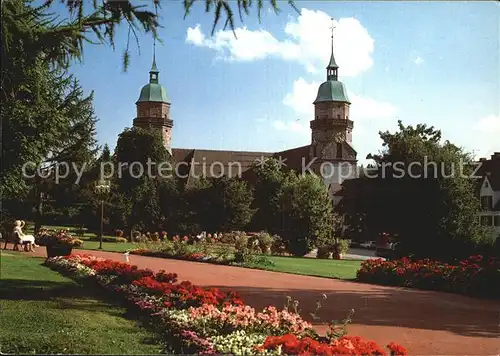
95;180;111;250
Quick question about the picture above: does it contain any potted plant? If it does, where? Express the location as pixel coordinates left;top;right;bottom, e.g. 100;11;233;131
332;238;350;260
37;230;84;257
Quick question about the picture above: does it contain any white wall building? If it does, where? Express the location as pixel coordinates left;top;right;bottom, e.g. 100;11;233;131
477;153;500;240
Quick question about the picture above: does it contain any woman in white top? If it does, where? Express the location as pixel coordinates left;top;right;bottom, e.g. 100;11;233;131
13;220;37;251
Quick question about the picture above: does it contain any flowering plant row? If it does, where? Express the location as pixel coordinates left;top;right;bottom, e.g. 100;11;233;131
130;249;225;264
36;229;84;247
357;255;500;298
44;254;407;355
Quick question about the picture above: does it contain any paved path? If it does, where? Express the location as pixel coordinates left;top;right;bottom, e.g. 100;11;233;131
11;246;500;355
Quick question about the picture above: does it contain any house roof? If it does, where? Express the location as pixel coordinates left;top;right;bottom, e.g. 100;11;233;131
476;157;500;191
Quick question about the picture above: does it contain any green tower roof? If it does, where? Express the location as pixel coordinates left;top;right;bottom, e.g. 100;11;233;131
314;80;350;104
313;18;349;104
137;83;170;103
136;55;170;104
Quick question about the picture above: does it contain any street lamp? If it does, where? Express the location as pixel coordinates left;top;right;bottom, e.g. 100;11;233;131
94;180;111;249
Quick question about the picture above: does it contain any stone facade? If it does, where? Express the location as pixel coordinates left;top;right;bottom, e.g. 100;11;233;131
134;99;173;151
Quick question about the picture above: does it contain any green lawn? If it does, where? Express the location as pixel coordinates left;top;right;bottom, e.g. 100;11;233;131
75;240;137;252
245;255;362;280
0;252;164;354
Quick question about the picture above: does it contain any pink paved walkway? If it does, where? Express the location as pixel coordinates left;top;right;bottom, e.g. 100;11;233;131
8;246;500;355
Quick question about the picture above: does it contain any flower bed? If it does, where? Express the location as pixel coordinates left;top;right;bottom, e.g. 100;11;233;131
45;254;407;355
356;255;500;298
36;229;84;248
130;249;225;264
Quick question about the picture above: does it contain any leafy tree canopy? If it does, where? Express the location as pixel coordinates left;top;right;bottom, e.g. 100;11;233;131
344;120;491;261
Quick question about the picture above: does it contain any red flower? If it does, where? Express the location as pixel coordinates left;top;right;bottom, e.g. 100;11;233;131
387;342;407;356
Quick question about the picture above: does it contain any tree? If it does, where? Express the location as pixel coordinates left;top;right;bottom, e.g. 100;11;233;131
252;158;337;256
351;120;490;261
113;127;174;233
1;0;297;199
280;174;336;256
251;158;289;233
195;177;255;232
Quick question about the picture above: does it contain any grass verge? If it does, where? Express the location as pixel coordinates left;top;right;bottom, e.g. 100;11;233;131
0;252;164;354
244;255;361;280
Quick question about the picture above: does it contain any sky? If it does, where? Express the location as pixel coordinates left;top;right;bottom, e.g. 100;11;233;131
69;1;499;165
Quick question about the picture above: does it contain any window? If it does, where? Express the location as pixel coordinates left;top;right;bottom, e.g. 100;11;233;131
495;216;500;227
484;181;489;188
481;216;493;226
480;196;493;210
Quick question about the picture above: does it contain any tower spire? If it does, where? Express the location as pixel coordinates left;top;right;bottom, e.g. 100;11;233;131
149;0;159;84
327;17;338;81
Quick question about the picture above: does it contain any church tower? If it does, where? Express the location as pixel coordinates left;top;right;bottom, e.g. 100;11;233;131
309;19;357;198
133;54;174;154
310;19;354;150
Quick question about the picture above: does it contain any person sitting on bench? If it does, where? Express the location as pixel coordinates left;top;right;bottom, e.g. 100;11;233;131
13;220;37;252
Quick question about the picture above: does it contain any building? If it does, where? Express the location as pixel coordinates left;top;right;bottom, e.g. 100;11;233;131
476;153;500;239
133;25;357;200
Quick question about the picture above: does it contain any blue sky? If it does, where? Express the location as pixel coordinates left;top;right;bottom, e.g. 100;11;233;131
69;1;499;164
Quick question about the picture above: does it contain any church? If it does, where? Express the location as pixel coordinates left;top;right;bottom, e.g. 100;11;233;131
132;29;357;203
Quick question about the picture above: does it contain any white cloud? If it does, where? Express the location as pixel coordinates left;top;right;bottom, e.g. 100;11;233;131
414;56;424;65
272;120;309;136
348;92;398;120
282;78;397;121
186;9;374;76
186;25;205;46
469;114;500;158
276;77;398;163
282;78;318;115
473;114;500;133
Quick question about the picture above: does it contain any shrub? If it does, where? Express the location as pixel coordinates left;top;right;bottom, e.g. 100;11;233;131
316;246;332;259
256;231;273;254
271;235;287;255
333;239;350;256
233;232;249;252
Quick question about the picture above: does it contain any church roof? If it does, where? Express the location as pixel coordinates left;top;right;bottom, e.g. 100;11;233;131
171;145;318;187
136;54;170;104
327;50;338;69
171;148;274;187
137;83;170;103
314;80;350;104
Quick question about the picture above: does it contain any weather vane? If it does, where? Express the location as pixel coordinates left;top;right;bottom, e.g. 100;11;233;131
330;17;335;39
